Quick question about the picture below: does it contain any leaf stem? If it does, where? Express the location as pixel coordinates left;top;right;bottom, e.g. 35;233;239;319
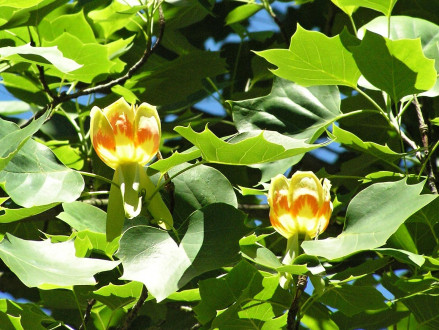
78;171;119;188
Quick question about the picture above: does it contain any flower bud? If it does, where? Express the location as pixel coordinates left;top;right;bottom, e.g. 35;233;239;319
268;171;332;239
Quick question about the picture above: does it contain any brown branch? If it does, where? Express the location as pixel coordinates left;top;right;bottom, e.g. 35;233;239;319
119;285;148;330
37;65;56;100
21;5;165;128
238;203;269;220
287;275;308;330
413;95;438;194
79;299;96;330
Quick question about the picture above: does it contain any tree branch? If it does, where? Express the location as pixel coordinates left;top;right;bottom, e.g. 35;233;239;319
287;275;308;330
79;299;96;330
413;95;438;194
119;285;148;330
21;5;165;128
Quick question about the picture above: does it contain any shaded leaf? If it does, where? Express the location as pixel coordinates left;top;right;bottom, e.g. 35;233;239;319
353;30;437;101
231;78;342;140
318;285;388;316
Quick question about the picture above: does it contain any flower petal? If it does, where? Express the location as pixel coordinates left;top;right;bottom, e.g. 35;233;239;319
90;106;119;169
134;102;161;165
289;171;324;208
268;174;295;238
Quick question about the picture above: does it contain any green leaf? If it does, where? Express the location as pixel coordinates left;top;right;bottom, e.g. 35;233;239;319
329;125;402;163
359;16;439;97
0;43;82;73
0;111;49;171
225;3;263;25
150;148;201;173
92;282;143;310
50;144;84;170
170;163;238;224
331;0;357;15
38;10;96;43
116;203;248;301
332;307;410;330
0;138;85;207
129;51;227;108
0;200;57;224
318;285;387;316
375;248;425;268
57;201;106;233
230;78;342;140
175;126;322;165
332;0;397;16
302;180;437;260
402;294;439;328
0;299;57;330
0;233;119;288
0;100;38;116
88;1;139;39
194;261;292;327
256;25;361;87
74;230;119;258
43;33;128;83
0;0;67;29
352;30;437;101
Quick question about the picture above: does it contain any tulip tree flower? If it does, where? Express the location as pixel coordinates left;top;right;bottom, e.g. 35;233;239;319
268;171;332;266
90;97;173;240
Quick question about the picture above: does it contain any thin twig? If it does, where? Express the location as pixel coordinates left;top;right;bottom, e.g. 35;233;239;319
78;299;96;330
287;275;308;330
21;5;166;128
37;65;56;100
238;204;269;220
120;285;148;330
156;151;175;213
263;0;289;46
413;95;438;194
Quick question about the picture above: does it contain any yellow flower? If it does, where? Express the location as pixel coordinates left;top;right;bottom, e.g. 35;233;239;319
90;97;160;169
268;171;332;239
89;97;172;239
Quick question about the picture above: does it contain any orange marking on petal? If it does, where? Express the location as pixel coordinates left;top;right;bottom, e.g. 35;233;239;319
109;113;133;138
93;131;116;152
291;194;319;218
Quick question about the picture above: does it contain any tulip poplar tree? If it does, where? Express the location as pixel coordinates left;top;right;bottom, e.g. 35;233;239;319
1;0;439;329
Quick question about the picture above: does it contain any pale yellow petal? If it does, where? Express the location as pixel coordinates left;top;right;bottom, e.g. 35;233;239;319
90;106;119;169
133;102;161;165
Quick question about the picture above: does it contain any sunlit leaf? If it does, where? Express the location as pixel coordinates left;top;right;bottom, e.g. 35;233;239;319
302;180;437;260
0;233;119;287
0;138;84;207
0;43;82;73
257;25;361;87
116;203;248;301
175;126;323;165
332;0;397;16
0;110;49;171
225;4;263;25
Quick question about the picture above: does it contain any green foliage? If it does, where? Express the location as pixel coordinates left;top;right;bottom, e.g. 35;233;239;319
0;0;439;328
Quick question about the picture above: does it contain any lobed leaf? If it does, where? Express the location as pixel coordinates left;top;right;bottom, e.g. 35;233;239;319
0;233;119;288
175;126;323;165
257;25;361;88
302;179;437;260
